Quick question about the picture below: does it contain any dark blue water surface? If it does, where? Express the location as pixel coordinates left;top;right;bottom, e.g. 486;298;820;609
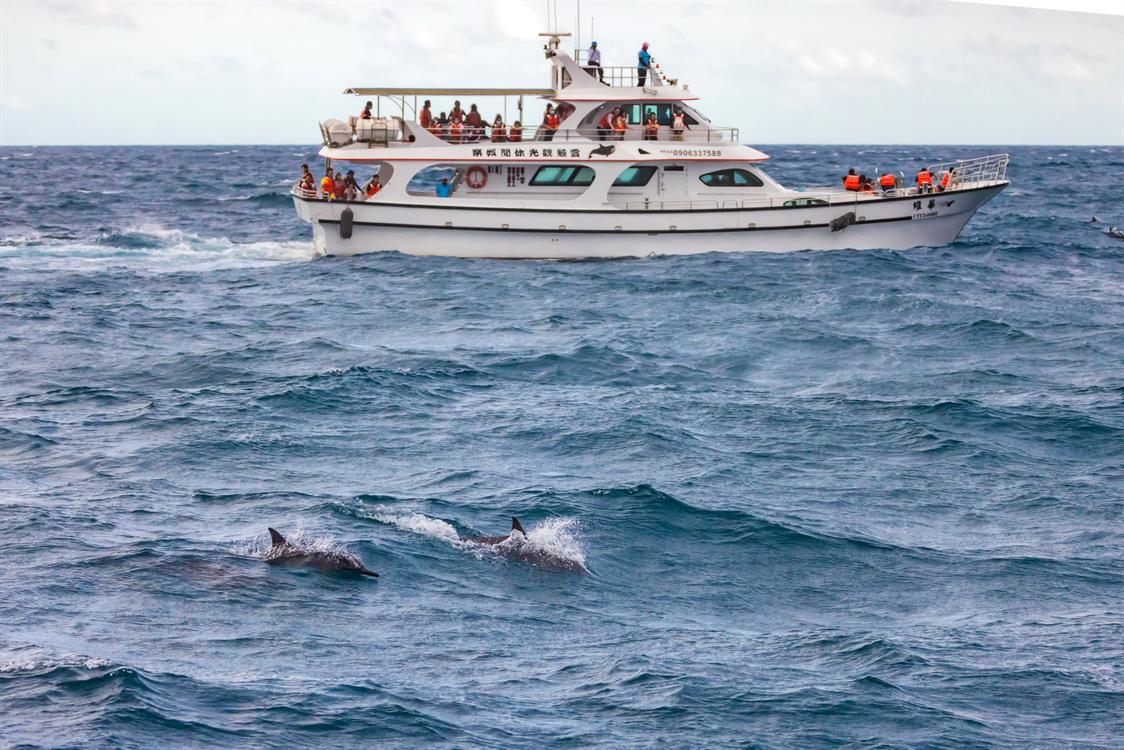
1;145;1122;749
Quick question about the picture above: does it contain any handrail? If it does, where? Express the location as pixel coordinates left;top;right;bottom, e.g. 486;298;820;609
326;122;740;147
925;153;1009;190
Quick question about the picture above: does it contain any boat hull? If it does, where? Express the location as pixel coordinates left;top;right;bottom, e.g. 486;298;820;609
294;183;1007;259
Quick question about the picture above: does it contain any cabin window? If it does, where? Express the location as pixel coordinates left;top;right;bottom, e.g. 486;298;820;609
699;168;764;188
612;166;658;187
529;165;595;186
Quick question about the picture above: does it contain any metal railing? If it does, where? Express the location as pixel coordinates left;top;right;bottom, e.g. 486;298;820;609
343;123;737;145
925;153;1009;190
574;51;672;87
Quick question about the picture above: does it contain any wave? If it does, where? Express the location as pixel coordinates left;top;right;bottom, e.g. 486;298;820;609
0;225;316;270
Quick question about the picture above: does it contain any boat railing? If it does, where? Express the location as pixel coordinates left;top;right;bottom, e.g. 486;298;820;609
574;51;673;87
412;125;740;145
925;153;1009;189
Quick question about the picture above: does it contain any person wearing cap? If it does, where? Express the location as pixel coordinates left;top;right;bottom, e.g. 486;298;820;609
586;41;604;83
637;42;652;87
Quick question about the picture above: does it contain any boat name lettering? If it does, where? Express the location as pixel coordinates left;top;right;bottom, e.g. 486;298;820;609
472;148;584;159
660;148;722;157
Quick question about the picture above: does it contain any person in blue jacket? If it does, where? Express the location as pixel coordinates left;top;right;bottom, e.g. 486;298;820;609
435;177;452;198
637;42;652;87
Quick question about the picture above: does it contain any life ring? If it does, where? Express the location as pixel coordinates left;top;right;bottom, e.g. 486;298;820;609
465;166;488;189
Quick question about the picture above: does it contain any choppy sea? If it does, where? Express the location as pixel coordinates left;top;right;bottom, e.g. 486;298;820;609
1;145;1122;749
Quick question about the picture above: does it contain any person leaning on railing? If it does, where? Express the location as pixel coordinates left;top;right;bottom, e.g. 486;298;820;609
916;166;934;193
643;113;659;141
542;104;560;142
491;115;506;142
509;120;523;142
320;166;336;200
612;110;628;140
671;107;689;141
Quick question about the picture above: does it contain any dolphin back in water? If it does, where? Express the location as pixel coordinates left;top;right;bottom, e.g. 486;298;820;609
265;528;379;577
467;517;586;573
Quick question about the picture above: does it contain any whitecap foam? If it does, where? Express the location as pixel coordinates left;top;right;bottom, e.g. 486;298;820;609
0;224;316;271
367;511;463;545
0;644;113;674
501;517;586;570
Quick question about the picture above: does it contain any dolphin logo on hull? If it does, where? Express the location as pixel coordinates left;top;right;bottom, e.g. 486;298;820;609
588;144;616;158
466;517;586;573
265;528;378;577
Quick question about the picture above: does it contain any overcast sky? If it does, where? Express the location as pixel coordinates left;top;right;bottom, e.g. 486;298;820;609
1;0;1121;145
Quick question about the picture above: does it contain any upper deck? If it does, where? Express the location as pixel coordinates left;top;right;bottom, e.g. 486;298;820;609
317;34;744;158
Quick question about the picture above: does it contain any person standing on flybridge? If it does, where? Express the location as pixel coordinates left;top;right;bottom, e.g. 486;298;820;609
586;41;604;83
637;42;652;87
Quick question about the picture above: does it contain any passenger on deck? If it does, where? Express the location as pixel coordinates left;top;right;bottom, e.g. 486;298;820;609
448;117;464;144
843;168;860;191
586;41;604;83
420;100;433;129
509;120;524;142
466;104;483;142
643;113;659;140
299;164;315;193
320;167;335;199
491;115;506;142
596;110;613;141
637;42;652;87
879;172;897;193
360;101;374;120
612;109;628;140
671;107;689;141
333;171;347;201
542;104;560;142
343;170;359;201
435;178;452;198
364;174;381;197
859;175;875;194
938;167;956;192
450;100;464;124
916;166;934;193
429;112;445;139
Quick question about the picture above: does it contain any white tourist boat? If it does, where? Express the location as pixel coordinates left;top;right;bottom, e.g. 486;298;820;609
292;33;1009;259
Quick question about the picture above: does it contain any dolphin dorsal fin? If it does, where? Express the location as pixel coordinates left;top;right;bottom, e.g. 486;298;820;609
268;527;287;547
511;517;525;535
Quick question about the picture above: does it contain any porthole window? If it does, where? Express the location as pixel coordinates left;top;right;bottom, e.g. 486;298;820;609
699;168;763;188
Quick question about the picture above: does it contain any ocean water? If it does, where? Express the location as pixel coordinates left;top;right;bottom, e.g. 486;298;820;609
0;144;1122;749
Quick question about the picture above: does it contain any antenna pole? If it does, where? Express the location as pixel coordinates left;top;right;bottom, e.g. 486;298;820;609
575;0;580;58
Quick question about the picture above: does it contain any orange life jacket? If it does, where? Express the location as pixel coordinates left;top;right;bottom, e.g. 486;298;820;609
644;121;658;136
941;172;952;188
449;121;463;141
420;109;431;128
613;117;626;132
491;124;506;141
366;182;380;197
843;174;860;191
545;114;559;129
860;183;874;193
879;173;896;188
917;169;933;186
508;126;523;142
320;176;335;197
598;114;612;129
427;122;441;137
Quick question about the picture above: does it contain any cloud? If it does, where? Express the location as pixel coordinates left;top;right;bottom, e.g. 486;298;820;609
1;94;32;112
41;0;137;29
1040;52;1095;80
